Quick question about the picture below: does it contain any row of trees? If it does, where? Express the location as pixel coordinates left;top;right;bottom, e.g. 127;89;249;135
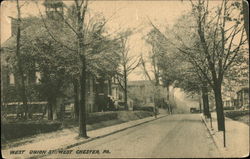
6;0;141;138
142;0;248;147
141;26;177;115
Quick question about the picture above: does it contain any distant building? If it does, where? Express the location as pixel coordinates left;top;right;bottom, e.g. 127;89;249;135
127;80;169;108
237;87;249;109
111;75;124;103
127;80;154;107
222;84;249;110
110;76;134;110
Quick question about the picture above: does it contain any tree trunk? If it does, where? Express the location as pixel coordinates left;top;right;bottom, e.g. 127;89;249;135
59;101;65;121
47;97;54;120
167;85;173;114
242;0;249;45
124;69;128;110
54;97;63;120
199;93;202;113
73;79;79;121
79;65;87;138
202;82;211;118
153;85;159;118
75;0;88;138
16;0;28;120
199;97;202;113
213;84;225;131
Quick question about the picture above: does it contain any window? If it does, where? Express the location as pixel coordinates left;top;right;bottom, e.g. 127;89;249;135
35;72;41;83
9;73;15;85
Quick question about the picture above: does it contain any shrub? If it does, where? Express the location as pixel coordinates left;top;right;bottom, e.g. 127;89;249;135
223;107;235;110
224;110;249;119
1;120;62;142
133;106;157;112
86;112;118;124
133;111;154;118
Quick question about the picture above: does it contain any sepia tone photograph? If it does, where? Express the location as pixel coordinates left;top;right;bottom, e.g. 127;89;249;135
1;0;249;158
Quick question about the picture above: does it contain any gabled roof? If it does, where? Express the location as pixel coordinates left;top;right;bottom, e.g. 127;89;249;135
1;36;16;66
1;16;42;66
1;16;41;48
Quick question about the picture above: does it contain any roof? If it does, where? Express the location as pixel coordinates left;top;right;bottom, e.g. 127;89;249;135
1;36;16;48
128;80;153;86
2;16;41;48
1;17;43;67
1;36;16;66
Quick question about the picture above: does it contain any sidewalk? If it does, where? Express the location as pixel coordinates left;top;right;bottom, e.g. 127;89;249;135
201;112;249;158
2;113;167;159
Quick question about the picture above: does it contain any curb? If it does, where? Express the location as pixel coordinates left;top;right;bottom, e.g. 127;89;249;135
28;114;168;159
200;115;224;157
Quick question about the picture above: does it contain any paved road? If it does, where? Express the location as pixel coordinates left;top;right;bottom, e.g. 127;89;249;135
44;114;221;158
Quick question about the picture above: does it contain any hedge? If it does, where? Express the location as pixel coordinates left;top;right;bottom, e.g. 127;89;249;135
133;111;154;118
223;106;235;110
1;110;151;142
224;110;249;119
133;106;158;112
1;120;62;142
86;112;118;124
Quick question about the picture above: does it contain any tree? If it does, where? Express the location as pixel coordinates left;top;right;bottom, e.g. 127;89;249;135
115;31;142;110
142;25;183;115
189;0;247;134
144;27;212;118
163;0;247;147
13;15;73;120
35;0;124;137
242;0;249;44
14;0;29;119
141;56;161;117
152;0;247;133
175;63;212;118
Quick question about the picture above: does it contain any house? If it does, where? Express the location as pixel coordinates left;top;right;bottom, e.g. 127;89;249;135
1;43;47;118
1;36;112;117
127;80;169;108
127;80;154;107
1;0;114;119
110;76;136;110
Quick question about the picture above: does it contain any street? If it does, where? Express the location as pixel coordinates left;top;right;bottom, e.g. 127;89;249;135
44;114;221;158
